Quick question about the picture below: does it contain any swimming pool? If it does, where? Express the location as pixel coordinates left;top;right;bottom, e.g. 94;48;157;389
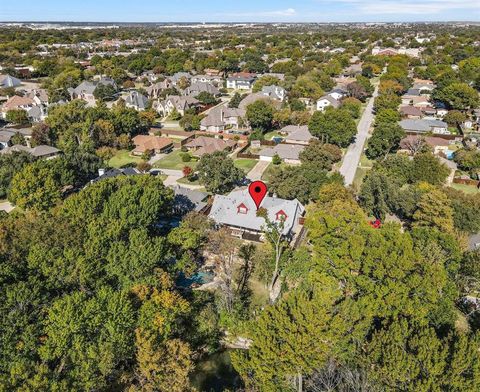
176;271;214;288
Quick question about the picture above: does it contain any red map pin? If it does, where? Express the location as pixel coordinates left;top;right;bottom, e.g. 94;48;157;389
248;181;268;210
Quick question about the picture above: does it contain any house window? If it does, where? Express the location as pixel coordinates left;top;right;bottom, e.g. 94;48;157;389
276;210;287;221
237;203;248;214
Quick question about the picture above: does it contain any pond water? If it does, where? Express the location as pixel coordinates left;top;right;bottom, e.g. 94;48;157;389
190;350;243;392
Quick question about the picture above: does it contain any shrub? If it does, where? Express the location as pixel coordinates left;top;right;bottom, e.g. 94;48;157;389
272;153;282;165
181;152;191;162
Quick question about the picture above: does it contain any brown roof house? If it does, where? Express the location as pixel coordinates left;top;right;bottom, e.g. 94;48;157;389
1;95;37;118
399;135;450;155
399;106;423;119
132;135;173;156
184;136;236;157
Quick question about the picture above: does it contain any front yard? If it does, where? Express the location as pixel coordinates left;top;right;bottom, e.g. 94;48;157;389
261;162;285;182
154;150;198;170
108;150;143;168
234;158;258;173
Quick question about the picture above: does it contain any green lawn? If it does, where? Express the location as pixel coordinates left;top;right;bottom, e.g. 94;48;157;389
108;150;143;168
154;150;198;170
261;162;285;182
264;130;283;140
451;183;480;195
359;154;374;168
352;166;369;192
234;158;258;173
177;176;201;186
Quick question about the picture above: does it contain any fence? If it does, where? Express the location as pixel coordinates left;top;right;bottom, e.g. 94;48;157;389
405;131;462;142
235;142;260;159
150;128;193;138
453;178;480;186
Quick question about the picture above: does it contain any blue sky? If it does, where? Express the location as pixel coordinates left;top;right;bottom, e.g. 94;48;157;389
1;0;479;22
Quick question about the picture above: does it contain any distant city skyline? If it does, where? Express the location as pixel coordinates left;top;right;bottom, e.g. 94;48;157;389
1;0;479;23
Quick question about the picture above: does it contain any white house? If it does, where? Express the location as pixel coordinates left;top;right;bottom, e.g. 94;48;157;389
227;72;256;90
316;95;341;111
261;85;286;102
209;188;305;241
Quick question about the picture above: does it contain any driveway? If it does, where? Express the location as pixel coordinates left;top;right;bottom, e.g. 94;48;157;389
0;201;14;213
148;153;166;165
246;160;270;181
339;84;379;186
151;168;204;190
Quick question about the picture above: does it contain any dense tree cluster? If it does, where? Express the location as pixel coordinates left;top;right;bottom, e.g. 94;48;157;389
232;184;480;391
0;176;221;390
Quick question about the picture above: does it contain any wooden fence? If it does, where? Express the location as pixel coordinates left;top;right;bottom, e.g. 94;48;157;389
405;131;462;142
453;178;480;186
236;142;260;159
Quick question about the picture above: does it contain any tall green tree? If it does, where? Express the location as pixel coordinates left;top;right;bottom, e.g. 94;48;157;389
196;151;244;194
308;108;356;147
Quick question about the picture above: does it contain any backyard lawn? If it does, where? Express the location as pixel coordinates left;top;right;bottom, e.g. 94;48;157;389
154;150;198;170
108;150;143;168
264;130;282;140
451;183;480;195
234;158;257;173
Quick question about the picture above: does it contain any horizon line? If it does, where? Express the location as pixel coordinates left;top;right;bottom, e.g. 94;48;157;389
1;20;479;24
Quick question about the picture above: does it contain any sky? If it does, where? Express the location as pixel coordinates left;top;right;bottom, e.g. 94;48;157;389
1;0;479;23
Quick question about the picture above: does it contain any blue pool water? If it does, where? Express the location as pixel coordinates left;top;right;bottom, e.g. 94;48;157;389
177;271;214;288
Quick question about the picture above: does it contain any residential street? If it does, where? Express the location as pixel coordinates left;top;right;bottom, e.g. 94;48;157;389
339;84;379;186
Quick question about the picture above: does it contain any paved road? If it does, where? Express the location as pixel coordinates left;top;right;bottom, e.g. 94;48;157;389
339;84;379;186
152;168;205;190
246;160;270;181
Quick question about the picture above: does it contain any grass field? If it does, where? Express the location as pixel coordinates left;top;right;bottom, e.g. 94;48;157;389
154;150;198;170
451;183;480;195
177;176;201;186
352;166;369;192
261;162;285;182
359;154;374;168
264;130;283;140
234;158;257;173
108;150;143;168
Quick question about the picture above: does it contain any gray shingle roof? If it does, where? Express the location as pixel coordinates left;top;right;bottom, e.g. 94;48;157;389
0;74;21;88
125;91;148;109
185;82;220;97
0;144;60;158
209;188;305;235
171;185;208;213
285;127;315;143
259;144;305;160
399;119;447;132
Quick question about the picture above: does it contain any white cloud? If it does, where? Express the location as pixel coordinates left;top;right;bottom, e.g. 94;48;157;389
321;0;479;15
361;0;476;14
270;8;297;16
215;8;297;18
